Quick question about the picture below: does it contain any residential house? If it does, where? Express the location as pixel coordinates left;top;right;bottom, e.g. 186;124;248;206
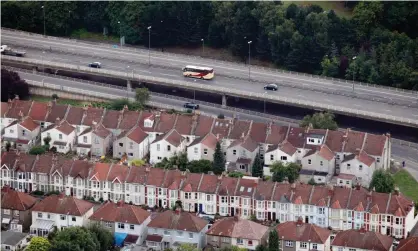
28;101;49;129
75;127;92;155
65;106;85;134
340;150;376;187
396;237;418;251
113;125;150;161
30;194;94;236
1;231;31;251
253;181;276;221
49;158;76;193
301;145;335;183
331;228;394;251
181;172;204;213
43;102;69;128
3;98;33;127
65;160;93;199
41;119;76;153
150;129;186;164
264;141;298;176
124;165;148;206
86;162;112;201
144;167;168;209
79;106;105;134
149;112;177;143
187;133;218;162
197;173;220;215
146;209;209;250
174;114;198;145
91;123;112;157
276;219;332;251
217;176;240;217
234;177;258;219
206;216;269;250
1;186;37;232
2;116;40;151
106;164;130;202
89;201;151;247
31;154;66;193
226;135;259;174
0;151;37;193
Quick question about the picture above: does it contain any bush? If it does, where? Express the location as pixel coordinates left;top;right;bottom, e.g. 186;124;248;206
50;146;57;153
31;190;45;196
51;94;59;100
29;146;46;155
45;190;61;196
218;113;225;119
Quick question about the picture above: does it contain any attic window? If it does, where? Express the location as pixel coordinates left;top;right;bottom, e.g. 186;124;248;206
239;186;244;192
309;139;315;143
247;188;252;193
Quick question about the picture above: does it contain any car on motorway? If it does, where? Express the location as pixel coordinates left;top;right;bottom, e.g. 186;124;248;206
88;62;101;68
184;102;199;110
264;83;278;91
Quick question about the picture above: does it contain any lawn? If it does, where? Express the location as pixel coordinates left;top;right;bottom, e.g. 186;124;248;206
283;1;354;19
70;28;119;44
393;169;418;202
31;95;110;108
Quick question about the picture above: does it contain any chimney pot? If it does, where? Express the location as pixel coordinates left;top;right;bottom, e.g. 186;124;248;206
14;95;19;100
56;117;60;123
291;183;296;190
296;217;303;226
394;186;400;196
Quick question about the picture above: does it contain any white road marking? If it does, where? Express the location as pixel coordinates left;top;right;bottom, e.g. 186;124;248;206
4;33;417;100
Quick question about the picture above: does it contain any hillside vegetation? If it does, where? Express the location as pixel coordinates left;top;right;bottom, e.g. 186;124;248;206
2;1;418;90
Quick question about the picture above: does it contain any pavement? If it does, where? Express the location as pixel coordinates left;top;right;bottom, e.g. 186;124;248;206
18;70;418;181
2;30;418;122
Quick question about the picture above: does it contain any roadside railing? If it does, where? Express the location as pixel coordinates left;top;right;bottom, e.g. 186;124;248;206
3;55;418;127
2;27;418;96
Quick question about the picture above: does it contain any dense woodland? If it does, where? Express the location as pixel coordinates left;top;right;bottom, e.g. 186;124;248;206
2;1;418;90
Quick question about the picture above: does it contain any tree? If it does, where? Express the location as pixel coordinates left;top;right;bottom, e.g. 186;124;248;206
187;160;213;173
129;159;145;166
369;169;395;193
300;112;338;130
43;136;52;146
255;245;267;251
212;142;225;175
29;146;46;155
176;243;200;251
50;227;99;251
109;98;142;111
87;224;113;251
228;171;244;178
252;153;263;178
135;88;150;106
1;69;30;102
268;229;279;251
5;142;11;152
321;56;340;77
271;162;301;183
26;237;51;251
51;93;59;100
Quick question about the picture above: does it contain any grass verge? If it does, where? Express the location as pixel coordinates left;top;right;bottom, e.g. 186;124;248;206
70;28;119;44
30;95;110;108
393;169;418;202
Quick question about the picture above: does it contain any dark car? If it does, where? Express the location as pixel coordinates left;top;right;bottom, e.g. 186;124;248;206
184;102;199;110
264;83;278;91
88;62;101;68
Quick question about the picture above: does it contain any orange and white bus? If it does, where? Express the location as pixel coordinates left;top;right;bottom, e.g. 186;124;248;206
182;65;214;80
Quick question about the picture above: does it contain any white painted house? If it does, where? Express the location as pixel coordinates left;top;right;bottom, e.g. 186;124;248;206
113;126;150;160
30;194;94;237
340;150;376;187
76;127;92;155
263;141;298;176
187;133;218;161
150;129;186;164
41;119;76;154
2;117;40;151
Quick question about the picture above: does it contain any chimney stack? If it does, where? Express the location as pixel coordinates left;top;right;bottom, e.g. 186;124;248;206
296;217;303;226
117;200;125;207
56;117;60;124
58;193;65;199
291;183;296;191
355;183;361;190
394;186;400;196
175;207;182;215
328;184;334;197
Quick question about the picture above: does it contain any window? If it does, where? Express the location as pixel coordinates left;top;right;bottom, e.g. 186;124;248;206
164;230;170;235
119;142;123;147
38;213;43;218
318;207;325;215
22;130;26;136
47;132;50;137
60;215;66;220
338;248;343;251
59;134;63;140
270;155;274;161
320;161;323;166
395;218;400;225
157;144;160;151
233;150;236;155
285;241;293;247
3;209;10;215
248;240;253;246
312;244;317;249
206;195;211;201
72;216;76;222
167;145;171;151
194;147;198;154
280;156;287;161
377;158;380;163
300;242;307;248
9;129;14;133
359;165;363;171
308;159;312;165
203;149;208;155
14;210;19;217
237;238;243;245
94;138;99;144
349;249;356;251
83;136;87;143
129;142;133;149
347;163;351;170
130;225;134;230
242;150;246;156
118;223;125;229
128;153;133;157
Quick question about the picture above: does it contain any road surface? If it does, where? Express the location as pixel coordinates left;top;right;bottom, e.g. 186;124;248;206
18;70;418;181
2;30;418;123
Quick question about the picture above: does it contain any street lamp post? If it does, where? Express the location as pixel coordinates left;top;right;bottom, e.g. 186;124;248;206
118;21;122;47
201;38;204;57
147;26;152;66
41;5;46;37
352;56;357;92
248;40;252;81
66;10;71;36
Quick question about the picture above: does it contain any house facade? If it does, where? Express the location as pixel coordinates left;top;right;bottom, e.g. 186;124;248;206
331;228;394;251
150;129;186;164
187;133;218;162
2;116;40;151
41;119;76;153
113;126;150;160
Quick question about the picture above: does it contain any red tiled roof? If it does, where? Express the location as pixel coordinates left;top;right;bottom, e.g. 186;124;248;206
235;178;258;197
363;133;387;156
65;106;85;125
19;117;39;131
147;210;207;232
5;100;32;119
69;160;93;179
93;124;111;139
174;114;194;135
101;109;121;129
277;221;331;244
28;101;48;121
211;118;232;139
265;124;288;145
344;130;365;153
357;150;375;166
1;187;37;211
55;120;75;135
254;181;275;201
336;173;356;180
45;103;68;123
286;127;306;148
127;126;148;143
331;229;393;251
194;115;214;137
1;151;18;169
107;164;130;183
126;165;149;184
347;187;369;210
291;184;313;205
331;200;342;209
90;201;150;224
228;136;258;152
272;183;292;202
118;110;141;130
310;186;329;206
396;237;418;251
1;102;9;117
89;163;111;181
271;141;297;156
207;217;269;240
32;154;54;174
14;153;37;172
248;122;267;143
154;113;177;133
182;173;202;192
162;169;184;189
154;129;183;147
229;120;251;140
198;174;219;194
146;235;163;242
387;191;413;216
318;145;335;161
330;186;351;209
82;107;104;126
218;176;239;196
325;130;345;152
32;194;94;216
189;133;218;149
146;167;166;187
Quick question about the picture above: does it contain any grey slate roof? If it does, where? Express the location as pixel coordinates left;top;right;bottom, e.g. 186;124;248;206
1;231;29;246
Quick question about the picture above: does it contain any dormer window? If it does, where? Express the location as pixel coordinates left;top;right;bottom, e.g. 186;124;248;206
144;119;154;128
306;135;324;145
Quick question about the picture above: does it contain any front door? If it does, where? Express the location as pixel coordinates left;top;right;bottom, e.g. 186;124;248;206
199;204;203;213
194;203;198;213
231;207;235;216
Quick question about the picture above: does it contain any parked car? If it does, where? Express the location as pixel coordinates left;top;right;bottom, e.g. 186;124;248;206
184;102;199;110
264;83;278;91
88;62;102;68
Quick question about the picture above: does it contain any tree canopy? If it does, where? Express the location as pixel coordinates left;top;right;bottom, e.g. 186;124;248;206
26;237;51;251
369;169;395;193
213;142;225;175
50;227;100;251
271;161;301;183
1;69;30;102
2;2;418;90
135;88;150;107
300;112;338;130
252;153;263;178
268;229;280;251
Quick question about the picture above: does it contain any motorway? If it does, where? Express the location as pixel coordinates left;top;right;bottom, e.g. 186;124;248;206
17;70;418;181
2;29;418;122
